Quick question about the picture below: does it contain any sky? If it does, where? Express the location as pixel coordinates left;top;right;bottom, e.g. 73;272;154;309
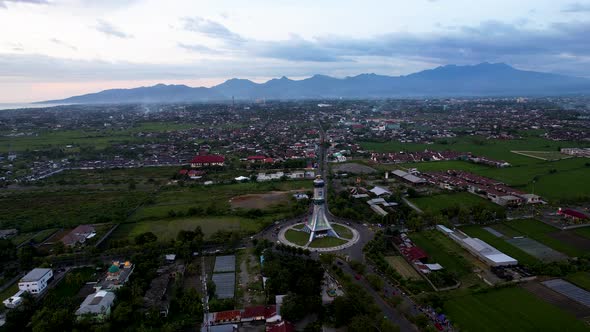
0;0;589;102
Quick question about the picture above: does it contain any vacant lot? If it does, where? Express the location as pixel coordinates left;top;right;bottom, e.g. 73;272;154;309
0;190;148;232
111;216;261;242
230;192;290;210
444;287;589;332
385;256;421;280
548;230;590;255
332;162;377;174
511;150;571;161
409;192;502;213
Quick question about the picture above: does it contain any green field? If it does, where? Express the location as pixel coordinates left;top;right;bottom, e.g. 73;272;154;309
362;136;590;201
308;236;347;248
507;219;584;257
284;229;309;246
130;180;311;222
400;158;590;202
574;227;590;240
565;272;590;291
332;223;353;239
0;121;197;152
460;225;540;266
444;287;589;332
512;150;571;161
111;216;261;242
360;136;588;166
0;190;148;232
44;166;179;187
409;192;502;213
409;231;472;277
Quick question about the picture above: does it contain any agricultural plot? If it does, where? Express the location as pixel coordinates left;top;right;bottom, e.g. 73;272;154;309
574;227;590;240
547;231;590;255
444;287;589;332
542;279;590;308
230;192;290;210
409;231;473;277
507;219;587;257
522;281;590;320
505;237;567;262
409;192;502;214
511;150;571;161
384;256;421;280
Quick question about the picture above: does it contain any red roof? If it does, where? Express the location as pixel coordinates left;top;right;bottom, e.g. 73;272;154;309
266;321;295;332
178;169;188;175
191;155;225;164
406;246;428;261
213;310;241;322
247;155;266;160
560;208;589;219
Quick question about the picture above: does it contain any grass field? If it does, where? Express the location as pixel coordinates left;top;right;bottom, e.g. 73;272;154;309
574;227;590;240
409;231;473;277
385;256;421;279
284;229;309;246
44;166;179;187
332;224;353;239
444;287;589;332
308;236;347;248
409;192;503;213
461;225;540;266
565;272;590;291
111;216;262;242
507;219;585;257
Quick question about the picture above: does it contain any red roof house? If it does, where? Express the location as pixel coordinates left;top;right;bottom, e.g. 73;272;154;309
266;321;295;332
190;155;225;168
559;208;589;220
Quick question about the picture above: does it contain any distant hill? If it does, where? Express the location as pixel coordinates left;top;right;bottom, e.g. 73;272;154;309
40;63;590;104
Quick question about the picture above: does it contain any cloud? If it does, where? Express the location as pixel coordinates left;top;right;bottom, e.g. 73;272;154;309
181;17;244;44
562;2;590;12
95;19;133;39
50;38;77;51
177;43;219;54
0;0;48;8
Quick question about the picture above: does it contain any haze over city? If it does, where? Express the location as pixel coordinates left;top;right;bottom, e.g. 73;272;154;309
1;0;590;102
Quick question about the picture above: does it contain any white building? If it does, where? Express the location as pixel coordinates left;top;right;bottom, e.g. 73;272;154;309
18;268;53;294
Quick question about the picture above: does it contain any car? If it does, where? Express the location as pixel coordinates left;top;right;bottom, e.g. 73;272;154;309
336;261;343;266
355;274;362;280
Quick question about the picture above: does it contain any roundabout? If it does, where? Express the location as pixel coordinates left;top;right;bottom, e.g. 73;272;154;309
278;222;360;252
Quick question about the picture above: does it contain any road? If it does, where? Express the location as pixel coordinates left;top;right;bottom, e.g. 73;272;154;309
335;258;417;331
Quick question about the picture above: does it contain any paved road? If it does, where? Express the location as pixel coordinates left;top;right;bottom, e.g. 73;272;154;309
402;197;423;214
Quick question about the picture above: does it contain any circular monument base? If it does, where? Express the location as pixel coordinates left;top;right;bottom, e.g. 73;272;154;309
278;222;360;252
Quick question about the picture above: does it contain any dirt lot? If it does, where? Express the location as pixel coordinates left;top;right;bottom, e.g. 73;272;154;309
385;256;421;280
548;230;590;253
230;191;290;210
332;162;377;174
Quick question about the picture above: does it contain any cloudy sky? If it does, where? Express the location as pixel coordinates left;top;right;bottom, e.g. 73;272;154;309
0;0;589;102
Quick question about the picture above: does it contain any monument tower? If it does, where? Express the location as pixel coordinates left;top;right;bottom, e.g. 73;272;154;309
304;176;338;242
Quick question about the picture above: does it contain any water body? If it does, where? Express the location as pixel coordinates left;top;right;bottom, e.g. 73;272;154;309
0;103;66;110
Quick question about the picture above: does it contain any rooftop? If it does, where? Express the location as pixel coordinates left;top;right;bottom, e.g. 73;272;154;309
21;268;52;282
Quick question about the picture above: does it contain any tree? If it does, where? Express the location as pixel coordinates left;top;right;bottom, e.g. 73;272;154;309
134;231;157;245
280;293;307;321
366;274;384;291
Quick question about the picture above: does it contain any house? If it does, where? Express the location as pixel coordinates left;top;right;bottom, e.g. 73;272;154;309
60;224;96;247
369;186;392;197
18;268;53;295
247;156;274;164
75;291;116;321
558;208;589;221
190;155;225;168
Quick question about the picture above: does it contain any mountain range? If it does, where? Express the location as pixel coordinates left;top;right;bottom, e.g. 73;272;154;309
40;63;590;104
